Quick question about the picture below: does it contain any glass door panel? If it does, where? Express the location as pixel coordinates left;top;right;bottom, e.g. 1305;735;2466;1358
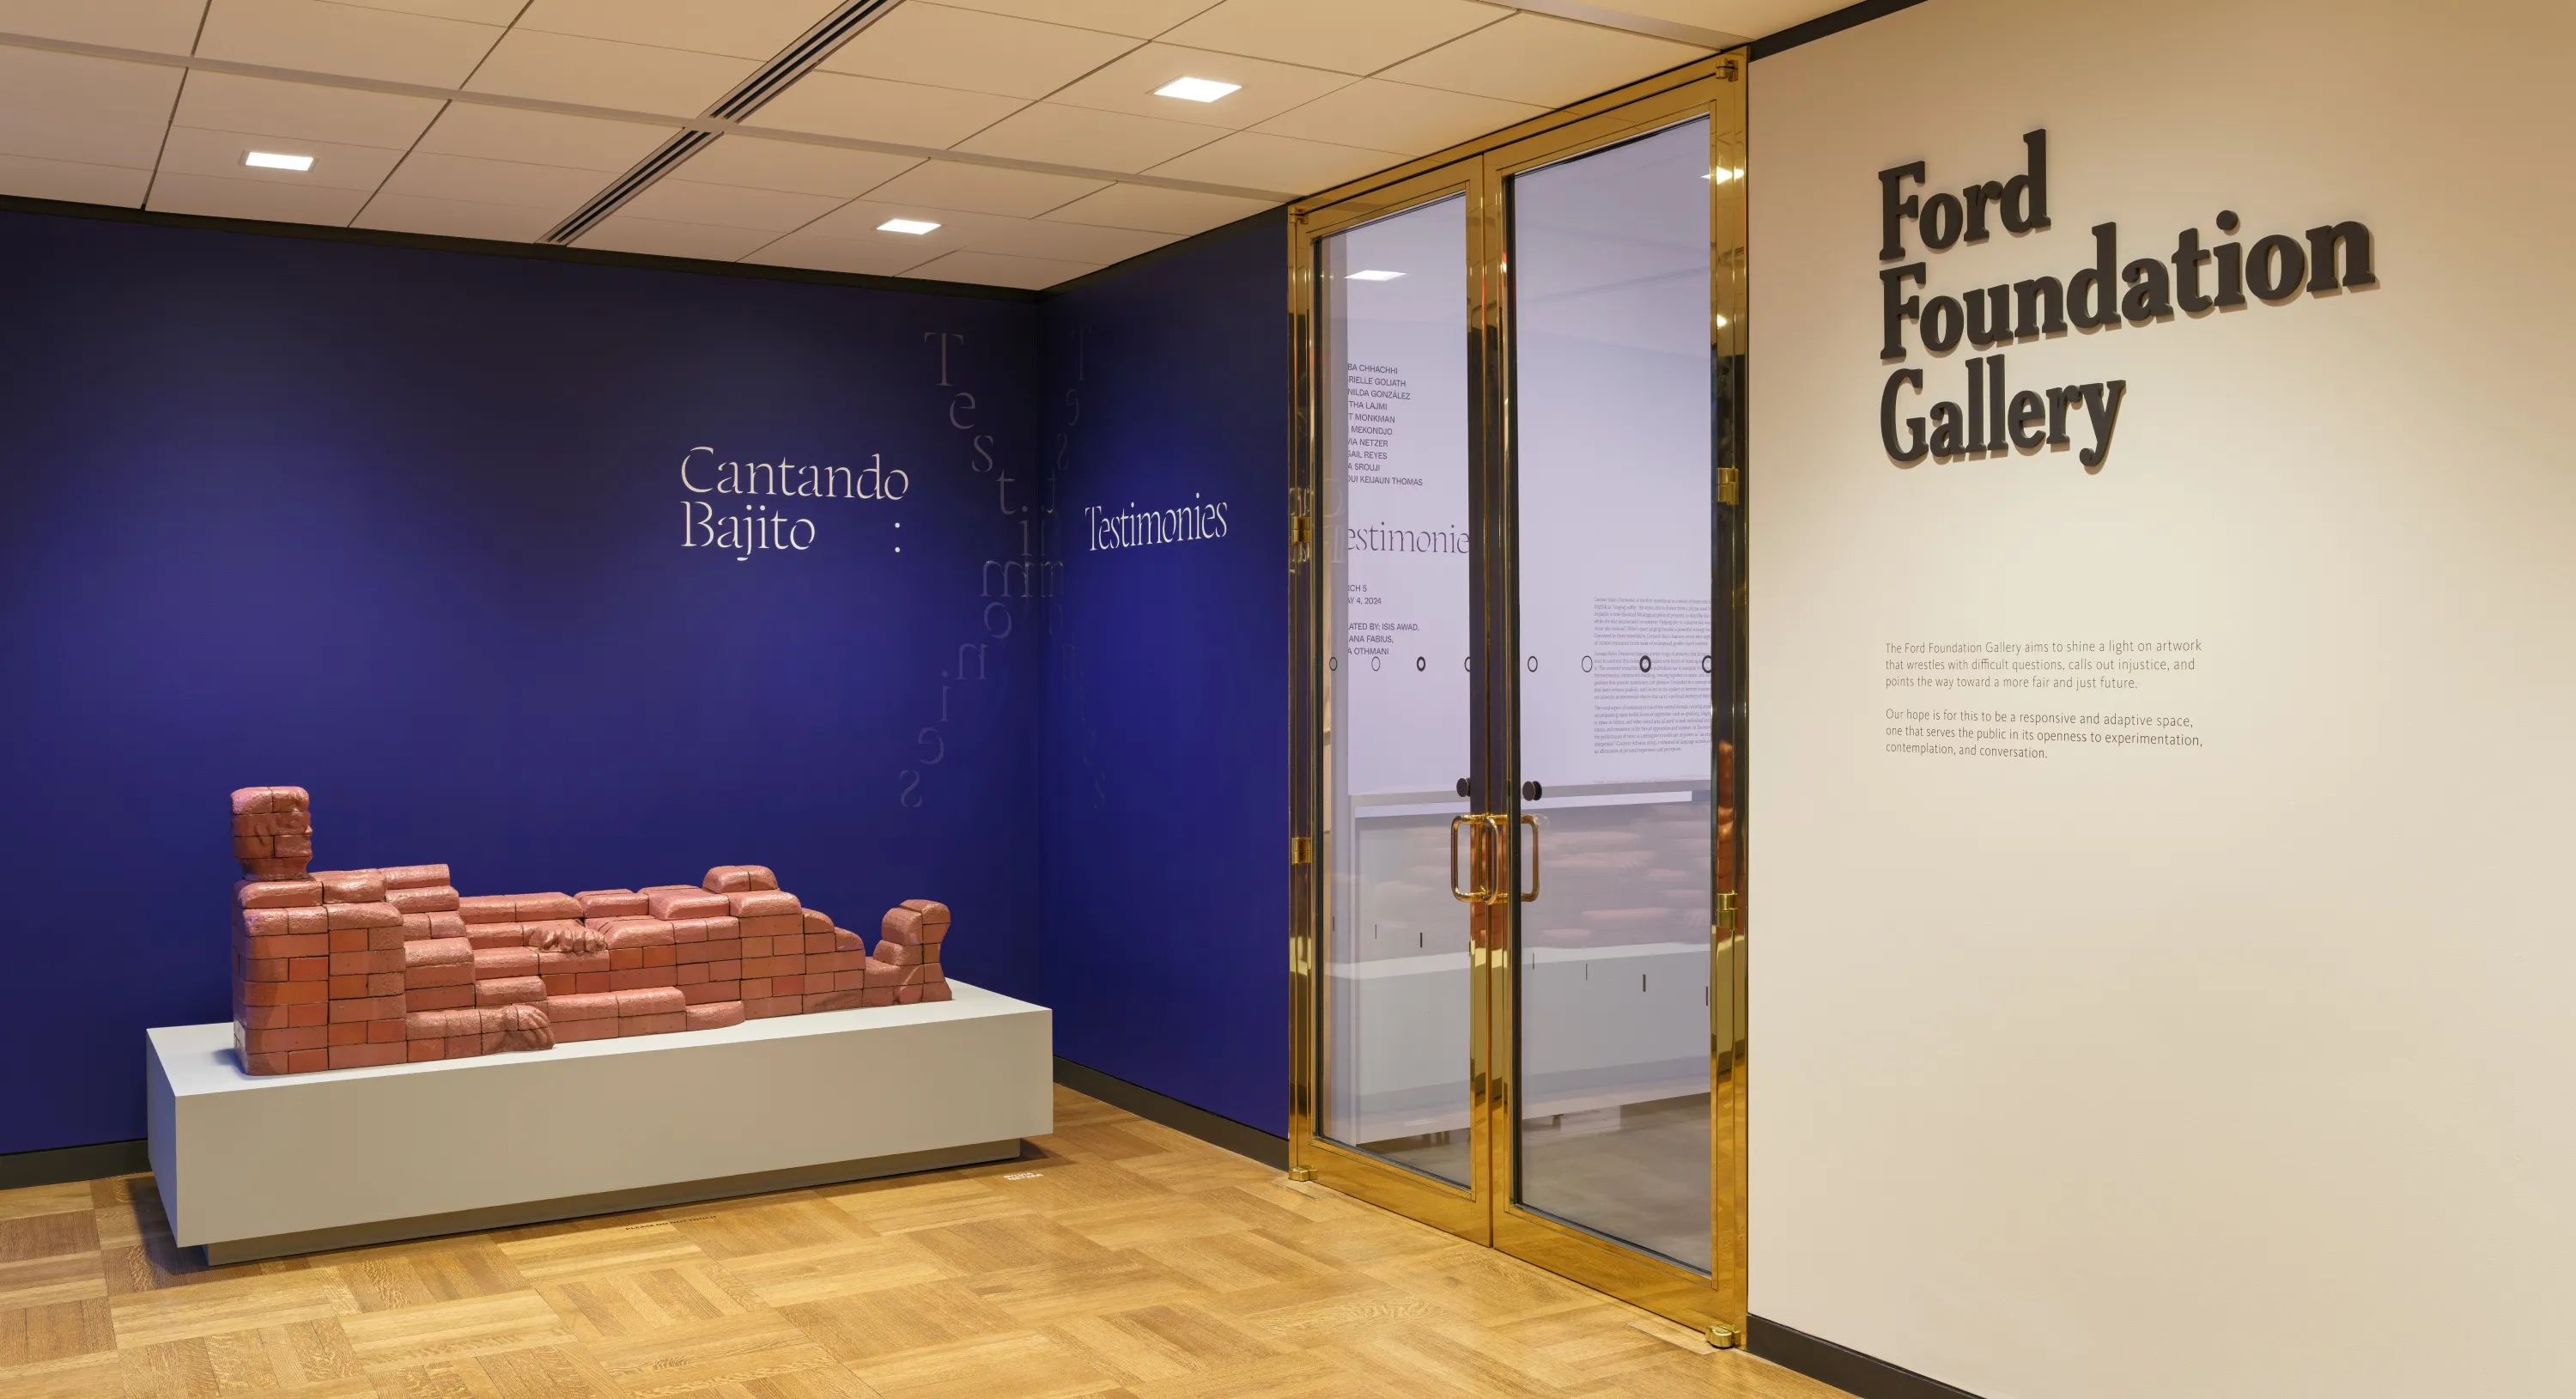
1316;193;1479;1186
1507;119;1717;1270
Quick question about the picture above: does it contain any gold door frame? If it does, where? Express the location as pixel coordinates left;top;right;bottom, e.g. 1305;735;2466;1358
1286;55;1750;1339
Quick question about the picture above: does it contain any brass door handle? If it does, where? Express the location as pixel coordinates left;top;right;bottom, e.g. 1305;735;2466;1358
1516;814;1540;903
1449;814;1482;902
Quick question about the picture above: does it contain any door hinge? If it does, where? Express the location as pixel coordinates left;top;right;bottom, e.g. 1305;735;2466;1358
1715;891;1740;932
1717;466;1741;506
1716;58;1740;82
1291;836;1313;865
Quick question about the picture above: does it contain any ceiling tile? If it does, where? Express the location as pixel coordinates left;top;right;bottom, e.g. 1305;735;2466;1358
375;151;603;210
147;170;371;224
1255;77;1541;156
1379;12;1707;108
927;0;1221;39
745;72;1023;150
1162;0;1508;76
743;228;942;278
1147;130;1398;194
513;0;844;63
673;135;916;198
413;106;677;173
196;0;503;88
1041;181;1273;235
861;161;1108;218
0;48;181;169
1045;43;1354;131
0;0;210;49
904;249;1103;290
574;212;777;261
818;4;1139;100
353;190;561;240
330;1;526;22
1606;1;1835;35
465;29;756;115
173;72;443;151
953;103;1224;176
617;177;841;233
158;125;405;192
0;152;154;207
804;198;1167;265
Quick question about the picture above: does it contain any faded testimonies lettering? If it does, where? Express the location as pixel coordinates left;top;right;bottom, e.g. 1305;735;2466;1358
1875;131;2377;471
677;445;908;560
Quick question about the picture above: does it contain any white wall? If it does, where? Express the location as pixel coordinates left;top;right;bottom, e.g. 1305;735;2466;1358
1747;3;2576;1396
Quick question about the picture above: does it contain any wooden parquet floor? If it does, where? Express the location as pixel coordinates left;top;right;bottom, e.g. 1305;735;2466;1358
0;1086;1847;1399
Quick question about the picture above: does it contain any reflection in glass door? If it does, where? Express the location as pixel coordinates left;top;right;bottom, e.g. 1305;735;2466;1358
1506;119;1716;1272
1290;55;1746;1336
1315;192;1482;1193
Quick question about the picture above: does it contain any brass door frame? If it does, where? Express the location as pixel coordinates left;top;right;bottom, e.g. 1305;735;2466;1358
1286;53;1749;1338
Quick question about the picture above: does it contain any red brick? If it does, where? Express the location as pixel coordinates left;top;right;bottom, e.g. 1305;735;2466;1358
647;888;729;921
603;919;674;950
577;890;647;918
406;1039;446;1062
542;974;577;995
406;963;473;989
673;963;708;986
331;949;402;976
834;928;865;953
739;936;771;958
701;865;776;894
368;972;405;996
537;949;611;974
686;1001;746;1030
574;972;612;994
246;934;330;961
368;925;409;952
442;1036;485;1060
620;1013;686;1036
508;893;581;922
614;987;684;1017
288;1001;328;1027
422;912;466;940
642;945;675;969
773;975;804;995
329;995;403;1022
241;958;289;982
803;933;837;955
286;1048;328;1073
368;1017;408;1043
241;905;328;938
672;917;738;945
894;982;922;1005
859;988;895;1007
244;1051;290;1075
833;970;869;992
327;1021;365;1047
329;975;369;1000
917;982;952;1002
328;901;403;930
380;863;450;890
246;980;325;1006
235;878;322;909
740;978;771;1000
709;959;741;981
243;1025;327;1054
546;993;619;1021
748;996;802;1019
610;968;677;991
405;937;473;970
474;946;539;979
314;870;386;903
387;885;459;914
728;891;800;921
330;1043;406;1070
551;1018;618;1043
681;981;739;1005
803;990;866;1013
239;1004;291;1030
739;913;800;941
477;976;547;1007
468;924;530;950
457;895;517;924
407;984;474;1012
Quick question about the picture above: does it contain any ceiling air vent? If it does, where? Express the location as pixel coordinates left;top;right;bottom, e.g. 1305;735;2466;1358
542;0;906;246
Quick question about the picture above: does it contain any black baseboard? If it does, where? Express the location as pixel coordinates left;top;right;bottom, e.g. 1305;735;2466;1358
1750;1316;1989;1399
0;1138;150;1191
1051;1058;1289;1170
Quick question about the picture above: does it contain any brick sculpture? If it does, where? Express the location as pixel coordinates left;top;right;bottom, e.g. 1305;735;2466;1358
228;786;953;1075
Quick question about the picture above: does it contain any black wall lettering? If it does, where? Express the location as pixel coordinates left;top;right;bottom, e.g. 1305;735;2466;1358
2172;227;2214;313
1921;192;1964;250
1922;295;1964;353
2001;130;2050;233
2248;234;2308;301
2008;390;2046;450
1966;285;2014;347
2014;277;2066;337
1881;368;1927;464
2120;258;2173;321
1880;263;1926;358
2305;221;2376;290
1965;180;2005;241
2069;222;2120;328
1879;161;1925;259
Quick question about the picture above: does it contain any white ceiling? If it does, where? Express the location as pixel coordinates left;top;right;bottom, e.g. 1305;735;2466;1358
0;0;1839;290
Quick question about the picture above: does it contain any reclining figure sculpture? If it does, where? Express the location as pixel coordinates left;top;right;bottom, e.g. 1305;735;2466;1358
228;786;951;1074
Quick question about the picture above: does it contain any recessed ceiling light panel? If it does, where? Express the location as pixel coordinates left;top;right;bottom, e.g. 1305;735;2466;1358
1154;76;1241;103
1347;270;1404;282
878;218;940;235
244;151;314;171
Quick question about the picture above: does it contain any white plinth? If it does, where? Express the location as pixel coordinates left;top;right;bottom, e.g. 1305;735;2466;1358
147;981;1050;1262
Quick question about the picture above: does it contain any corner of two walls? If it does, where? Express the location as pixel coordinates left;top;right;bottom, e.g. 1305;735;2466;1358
1035;214;1295;1139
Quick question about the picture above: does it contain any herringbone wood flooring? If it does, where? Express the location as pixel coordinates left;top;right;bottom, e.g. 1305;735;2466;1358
0;1086;1845;1399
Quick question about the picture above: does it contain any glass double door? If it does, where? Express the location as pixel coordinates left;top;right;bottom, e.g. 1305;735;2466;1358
1289;65;1747;1337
